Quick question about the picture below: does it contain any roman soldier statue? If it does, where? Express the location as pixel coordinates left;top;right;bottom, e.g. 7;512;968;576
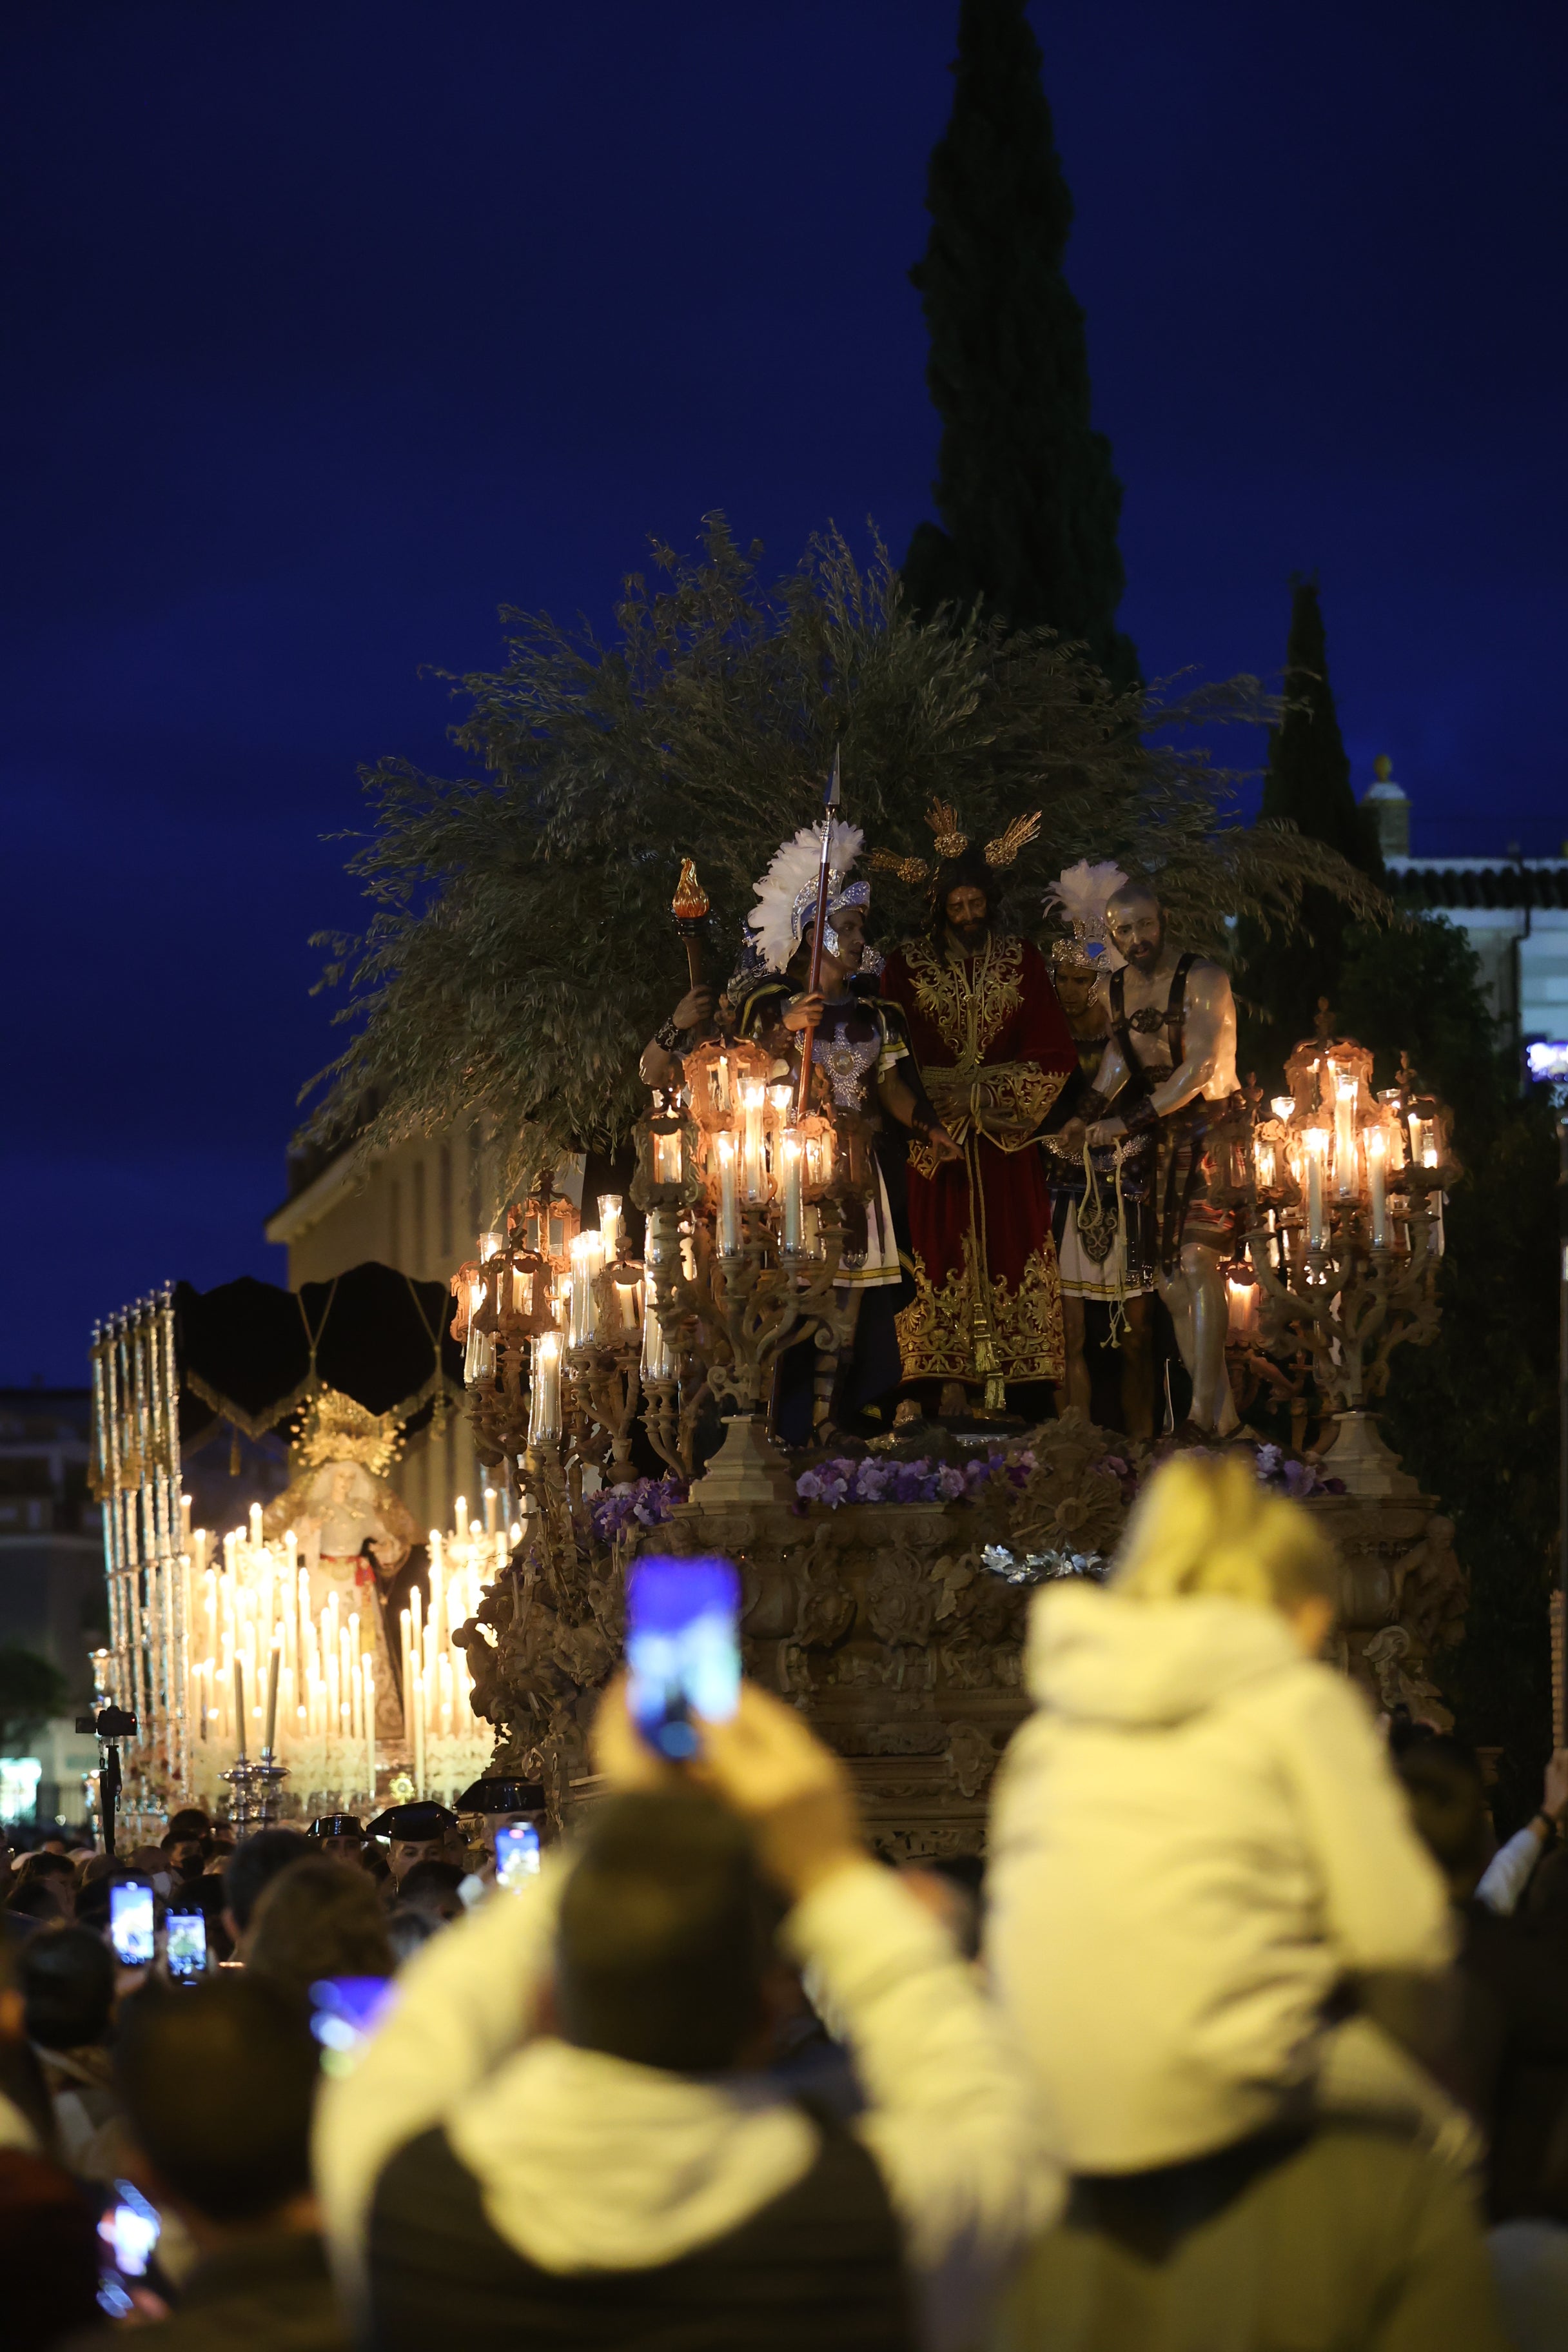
641;821;958;1438
1076;877;1245;1436
1039;862;1157;1439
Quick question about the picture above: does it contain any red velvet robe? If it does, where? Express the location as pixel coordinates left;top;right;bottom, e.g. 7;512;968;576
879;934;1077;1394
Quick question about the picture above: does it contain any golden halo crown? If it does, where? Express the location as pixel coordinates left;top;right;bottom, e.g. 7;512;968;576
296;1387;404;1476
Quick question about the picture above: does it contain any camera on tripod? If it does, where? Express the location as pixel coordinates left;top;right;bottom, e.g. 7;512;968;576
77;1705;138;1740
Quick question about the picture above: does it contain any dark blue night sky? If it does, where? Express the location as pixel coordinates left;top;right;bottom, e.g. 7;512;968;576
4;1;1563;1380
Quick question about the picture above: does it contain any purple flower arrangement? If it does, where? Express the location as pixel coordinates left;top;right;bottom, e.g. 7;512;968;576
589;1474;687;1542
1251;1443;1343;1499
794;1449;1035;1513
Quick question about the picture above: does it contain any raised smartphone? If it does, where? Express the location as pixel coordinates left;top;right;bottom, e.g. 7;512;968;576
625;1554;741;1761
495;1821;540;1889
165;1908;207;1981
109;1880;155;1968
96;2178;161;2317
308;1975;396;2078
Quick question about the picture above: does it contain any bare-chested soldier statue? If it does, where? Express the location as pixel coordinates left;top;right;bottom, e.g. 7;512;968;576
1076;880;1244;1436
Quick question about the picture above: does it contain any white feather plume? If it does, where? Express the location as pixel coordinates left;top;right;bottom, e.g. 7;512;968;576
1043;858;1128;931
745;820;864;974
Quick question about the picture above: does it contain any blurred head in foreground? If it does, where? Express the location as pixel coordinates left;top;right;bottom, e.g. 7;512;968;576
115;1976;318;2231
1111;1453;1340;1655
554;1792;772;2074
246;1856;395;2002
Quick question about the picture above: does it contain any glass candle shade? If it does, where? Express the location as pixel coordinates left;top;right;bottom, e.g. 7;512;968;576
740;1083;769;1204
641;1297;673;1380
568;1233;603;1347
652;1128;683;1186
614;1273;642;1331
1304;1128;1329;1250
510;1264;534;1318
803;1126;834;1190
529;1333;564;1444
779;1129;805;1254
462;1280;491;1384
598;1194;623;1259
716;1133;742;1254
478;1228;505;1262
1409;1115;1440;1170
1253;1138;1277;1191
1366;1128;1389;1248
1332;1074;1360;1199
1271;1096;1295;1122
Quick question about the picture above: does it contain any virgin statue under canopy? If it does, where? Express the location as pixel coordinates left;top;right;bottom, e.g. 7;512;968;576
263;1388;415;1753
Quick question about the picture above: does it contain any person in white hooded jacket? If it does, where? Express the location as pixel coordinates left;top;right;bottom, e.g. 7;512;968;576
985;1451;1509;2349
988;1451;1464;2170
315;1678;1058;2352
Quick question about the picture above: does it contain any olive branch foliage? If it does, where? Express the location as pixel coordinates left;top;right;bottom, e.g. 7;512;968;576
304;518;1384;1191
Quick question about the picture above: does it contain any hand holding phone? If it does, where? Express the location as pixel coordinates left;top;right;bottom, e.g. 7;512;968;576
625;1556;740;1762
110;1881;155;1969
593;1675;861;1905
165;1909;207;1981
495;1821;540;1890
308;1976;395;2078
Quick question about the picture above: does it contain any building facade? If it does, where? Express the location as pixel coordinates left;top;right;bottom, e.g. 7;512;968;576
0;1386;107;1825
1362;761;1568;1062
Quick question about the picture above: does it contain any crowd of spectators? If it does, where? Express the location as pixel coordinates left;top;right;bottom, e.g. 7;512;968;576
2;1454;1567;2347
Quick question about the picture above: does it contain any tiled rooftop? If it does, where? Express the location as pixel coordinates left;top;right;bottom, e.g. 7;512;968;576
1387;859;1568;912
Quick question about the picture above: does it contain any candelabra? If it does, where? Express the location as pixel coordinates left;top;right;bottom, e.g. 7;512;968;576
1229;1017;1460;1491
632;1035;857;1504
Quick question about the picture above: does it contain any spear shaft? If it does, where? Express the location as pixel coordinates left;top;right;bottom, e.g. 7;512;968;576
794;748;841;1119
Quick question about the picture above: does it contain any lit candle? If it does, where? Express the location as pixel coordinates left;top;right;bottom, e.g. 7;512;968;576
483;1487;498;1534
1333;1073;1360;1199
616;1273;642;1330
264;1640;280;1755
233;1657;247;1759
652;1127;682;1184
1253;1137;1276;1191
740;1083;769;1203
1410;1115;1439;1170
1271;1096;1295;1122
804;1126;834;1189
478;1228;504;1261
1305;1128;1329;1250
598;1193;622;1258
530;1331;564;1442
716;1132;742;1253
1366;1126;1388;1248
1226;1275;1259;1343
779;1128;805;1254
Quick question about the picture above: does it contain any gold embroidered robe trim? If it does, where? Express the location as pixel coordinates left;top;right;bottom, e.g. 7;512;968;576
903;934;1026;1061
896;1240;1066;1384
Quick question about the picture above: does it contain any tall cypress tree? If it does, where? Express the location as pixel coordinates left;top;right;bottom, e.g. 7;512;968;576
1238;576;1384;1073
902;0;1137;684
